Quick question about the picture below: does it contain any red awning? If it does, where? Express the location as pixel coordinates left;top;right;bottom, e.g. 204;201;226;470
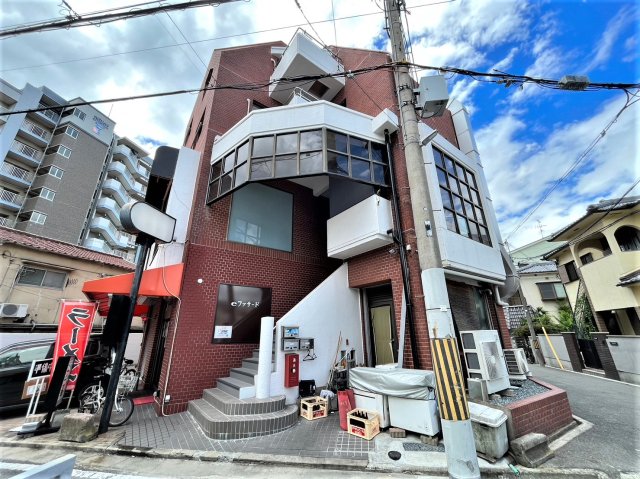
82;263;184;316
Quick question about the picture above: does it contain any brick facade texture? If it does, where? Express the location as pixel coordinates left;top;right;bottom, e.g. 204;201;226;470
505;378;573;438
591;332;620;380
152;42;513;413
561;332;583;372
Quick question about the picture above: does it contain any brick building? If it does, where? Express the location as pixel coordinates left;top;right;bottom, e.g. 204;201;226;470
136;31;520;417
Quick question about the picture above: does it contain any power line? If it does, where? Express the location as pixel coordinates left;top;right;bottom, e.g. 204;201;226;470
504;90;640;241
2;63;638;121
0;0;243;38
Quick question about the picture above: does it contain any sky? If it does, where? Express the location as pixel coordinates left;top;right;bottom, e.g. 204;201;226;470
0;0;638;249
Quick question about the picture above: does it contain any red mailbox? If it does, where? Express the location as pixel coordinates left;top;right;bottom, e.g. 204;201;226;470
284;353;299;387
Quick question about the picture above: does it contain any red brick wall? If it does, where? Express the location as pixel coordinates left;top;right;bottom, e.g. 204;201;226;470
506;378;573;438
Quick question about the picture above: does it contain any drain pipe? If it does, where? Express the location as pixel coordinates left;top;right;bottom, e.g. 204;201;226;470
385;130;420;369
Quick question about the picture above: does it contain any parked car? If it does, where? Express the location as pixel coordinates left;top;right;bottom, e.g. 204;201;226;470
0;335;108;412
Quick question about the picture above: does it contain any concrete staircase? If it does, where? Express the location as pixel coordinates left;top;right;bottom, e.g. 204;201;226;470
188;349;298;440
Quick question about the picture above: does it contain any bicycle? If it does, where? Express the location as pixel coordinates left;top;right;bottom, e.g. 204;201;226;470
78;357;137;427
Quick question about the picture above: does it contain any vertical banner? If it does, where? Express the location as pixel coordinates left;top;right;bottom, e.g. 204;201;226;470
50;301;97;391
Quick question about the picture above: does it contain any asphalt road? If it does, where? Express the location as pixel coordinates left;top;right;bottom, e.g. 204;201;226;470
532;365;640;477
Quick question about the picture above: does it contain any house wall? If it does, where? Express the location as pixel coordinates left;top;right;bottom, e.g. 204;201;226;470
538;333;572;370
606;335;640;385
0;242;131;326
519;273;565;315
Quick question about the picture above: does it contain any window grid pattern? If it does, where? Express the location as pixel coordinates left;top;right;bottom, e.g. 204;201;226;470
37;165;64;179
434;147;491;246
207;128;388;204
17;266;66;289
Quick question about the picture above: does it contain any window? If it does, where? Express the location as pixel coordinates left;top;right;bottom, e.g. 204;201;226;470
73;109;86;120
207;128;388;203
580;253;594;265
28;211;47;224
0;343;51;369
45;144;71;158
191;110;205;148
227;183;293;252
537;282;567;301
37;165;64;179
564;261;579;282
17;266;66;289
615;226;640;252
65;126;79;138
38;188;55;201
434;147;491;246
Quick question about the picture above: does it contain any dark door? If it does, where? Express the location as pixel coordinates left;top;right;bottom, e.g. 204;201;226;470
578;339;602;369
366;284;397;367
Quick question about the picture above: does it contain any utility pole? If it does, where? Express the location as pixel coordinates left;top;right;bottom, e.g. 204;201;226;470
384;1;480;478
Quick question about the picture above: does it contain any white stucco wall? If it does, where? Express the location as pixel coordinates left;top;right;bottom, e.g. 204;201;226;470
538;333;572;370
607;335;640;385
269;264;363;404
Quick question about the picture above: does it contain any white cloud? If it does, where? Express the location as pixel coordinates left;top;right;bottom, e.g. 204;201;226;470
585;5;635;72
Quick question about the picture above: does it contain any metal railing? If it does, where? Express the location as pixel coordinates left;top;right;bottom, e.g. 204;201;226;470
0;216;10;226
11;140;43;161
37;103;60;122
21;120;50;141
0;162;34;182
0;188;25;207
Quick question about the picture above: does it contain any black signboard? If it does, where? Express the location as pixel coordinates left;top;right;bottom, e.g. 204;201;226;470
212;284;272;344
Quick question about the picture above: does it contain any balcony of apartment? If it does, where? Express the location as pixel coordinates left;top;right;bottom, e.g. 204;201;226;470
89;216;128;249
269;30;345;105
7;140;43;168
95;196;122;226
0;187;25;212
29;103;60;127
17;119;51;147
102;178;129;206
84;237;135;262
107;161;139;194
0;216;12;227
112;144;141;176
0;162;34;187
0;103;12;124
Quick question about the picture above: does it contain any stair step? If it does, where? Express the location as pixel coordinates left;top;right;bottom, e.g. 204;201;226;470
242;357;276;373
202;388;286;415
253;348;277;359
217;376;255;399
230;367;257;384
188;398;298;440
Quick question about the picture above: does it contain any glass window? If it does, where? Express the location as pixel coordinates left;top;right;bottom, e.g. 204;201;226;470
328;152;349;176
300;151;323;174
274;154;297;177
444;209;456;232
351;159;370;181
300;130;322;151
223;152;235;173
39;188;55;201
252;136;273;157
440;188;452;209
228;183;293;252
276;133;298;154
250;158;272;180
615;226;640;252
29;212;47;224
349;137;369;159
73;109;86;120
17;266;66;289
219;173;233;194
326;130;348;153
538;282;567;301
236;141;249;165
432;148;444;167
65;126;79;139
437;168;448;187
456;214;470;237
234;162;248;186
0;344;50;369
371;143;387;163
564;261;579;282
372;163;386;184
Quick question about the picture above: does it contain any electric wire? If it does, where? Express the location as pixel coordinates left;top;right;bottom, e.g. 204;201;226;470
504;90;640;242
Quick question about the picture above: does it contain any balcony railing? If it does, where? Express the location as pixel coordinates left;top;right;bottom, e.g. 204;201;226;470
0;162;34;183
21;120;50;141
0;216;10;226
36;103;60;122
0;188;25;207
10;140;43;161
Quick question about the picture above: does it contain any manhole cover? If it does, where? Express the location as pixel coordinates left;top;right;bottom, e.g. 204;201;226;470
388;450;402;460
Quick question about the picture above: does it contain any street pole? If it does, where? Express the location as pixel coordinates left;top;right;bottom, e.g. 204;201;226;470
98;235;153;434
384;1;480;477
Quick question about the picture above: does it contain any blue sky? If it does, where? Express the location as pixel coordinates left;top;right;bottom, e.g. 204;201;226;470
1;0;638;248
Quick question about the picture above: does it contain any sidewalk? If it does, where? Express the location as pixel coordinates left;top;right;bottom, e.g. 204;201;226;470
0;380;620;479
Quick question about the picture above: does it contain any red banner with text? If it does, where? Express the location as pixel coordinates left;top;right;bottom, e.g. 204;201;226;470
50;301;97;391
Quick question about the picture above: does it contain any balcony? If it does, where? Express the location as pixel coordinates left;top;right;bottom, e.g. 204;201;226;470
113;144;140;176
327;195;393;259
0;216;10;226
0;104;11;123
269;30;345;104
102;179;129;206
84;237;135;262
18;120;51;147
107;161;138;192
7;140;43;168
0;162;34;187
95;196;121;226
0;188;25;211
32;103;60;126
89;216;128;249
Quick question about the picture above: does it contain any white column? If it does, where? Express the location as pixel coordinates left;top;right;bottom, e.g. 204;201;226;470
255;316;274;399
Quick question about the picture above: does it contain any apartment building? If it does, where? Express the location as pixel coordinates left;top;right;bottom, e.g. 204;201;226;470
0;78;152;263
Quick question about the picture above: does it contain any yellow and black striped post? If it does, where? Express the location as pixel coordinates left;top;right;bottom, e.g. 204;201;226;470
431;337;469;421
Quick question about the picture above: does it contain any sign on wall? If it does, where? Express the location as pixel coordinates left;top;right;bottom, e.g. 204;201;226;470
211;284;272;344
50;301;97;391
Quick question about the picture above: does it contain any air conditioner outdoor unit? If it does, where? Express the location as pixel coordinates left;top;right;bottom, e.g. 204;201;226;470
0;303;29;318
503;348;532;381
460;329;510;395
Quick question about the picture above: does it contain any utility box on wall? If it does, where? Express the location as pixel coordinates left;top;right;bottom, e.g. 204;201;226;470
284;353;299;387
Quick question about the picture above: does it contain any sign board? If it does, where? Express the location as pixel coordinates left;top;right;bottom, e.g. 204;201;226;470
21;359;53;399
211;284;272;344
50;301;97;391
120;201;176;243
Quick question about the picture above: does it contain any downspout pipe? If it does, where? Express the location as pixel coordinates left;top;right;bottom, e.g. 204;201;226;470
385;130;420;369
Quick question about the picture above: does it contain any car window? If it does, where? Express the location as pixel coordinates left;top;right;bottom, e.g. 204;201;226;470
0;344;51;369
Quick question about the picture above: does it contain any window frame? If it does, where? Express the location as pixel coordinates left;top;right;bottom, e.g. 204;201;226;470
615;226;640;252
37;188;56;201
564;261;579;282
28;211;47;224
37;165;64;179
434;146;491;246
537;282;567;301
16;265;67;289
